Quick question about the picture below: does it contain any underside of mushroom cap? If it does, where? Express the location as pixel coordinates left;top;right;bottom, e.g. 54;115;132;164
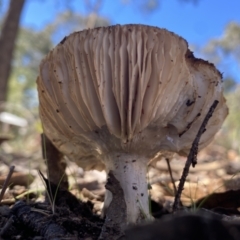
37;24;228;170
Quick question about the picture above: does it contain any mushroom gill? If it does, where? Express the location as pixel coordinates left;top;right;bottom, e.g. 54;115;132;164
37;24;228;223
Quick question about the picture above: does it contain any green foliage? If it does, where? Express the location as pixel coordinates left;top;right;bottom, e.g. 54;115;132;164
202;22;240;152
215;86;240;152
203;22;240;69
202;22;240;93
122;0;200;13
8;26;53;107
222;77;237;93
47;10;109;43
206;22;240;62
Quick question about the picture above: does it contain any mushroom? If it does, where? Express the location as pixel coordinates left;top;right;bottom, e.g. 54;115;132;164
37;24;228;224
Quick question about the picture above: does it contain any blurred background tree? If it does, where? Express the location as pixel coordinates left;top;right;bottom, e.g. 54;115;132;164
0;0;25;103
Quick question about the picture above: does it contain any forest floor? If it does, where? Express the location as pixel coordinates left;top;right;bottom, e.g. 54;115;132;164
1;137;240;239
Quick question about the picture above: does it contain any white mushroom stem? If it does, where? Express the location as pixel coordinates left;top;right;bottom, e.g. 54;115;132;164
104;153;150;223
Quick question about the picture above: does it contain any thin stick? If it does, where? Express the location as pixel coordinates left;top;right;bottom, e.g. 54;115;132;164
165;158;177;196
172;100;219;212
0;165;15;202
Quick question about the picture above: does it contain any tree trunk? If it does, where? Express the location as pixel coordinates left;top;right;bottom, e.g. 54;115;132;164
0;0;25;103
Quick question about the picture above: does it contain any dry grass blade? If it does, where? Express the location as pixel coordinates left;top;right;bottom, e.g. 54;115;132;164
0;165;15;203
165;158;177;196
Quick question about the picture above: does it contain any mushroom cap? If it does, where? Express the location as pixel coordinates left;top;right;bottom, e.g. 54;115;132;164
37;24;228;170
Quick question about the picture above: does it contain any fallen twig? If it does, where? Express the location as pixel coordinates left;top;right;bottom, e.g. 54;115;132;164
173;100;219;212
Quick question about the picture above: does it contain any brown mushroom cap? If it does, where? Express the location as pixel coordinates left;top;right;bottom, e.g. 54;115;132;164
37;24;228;170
